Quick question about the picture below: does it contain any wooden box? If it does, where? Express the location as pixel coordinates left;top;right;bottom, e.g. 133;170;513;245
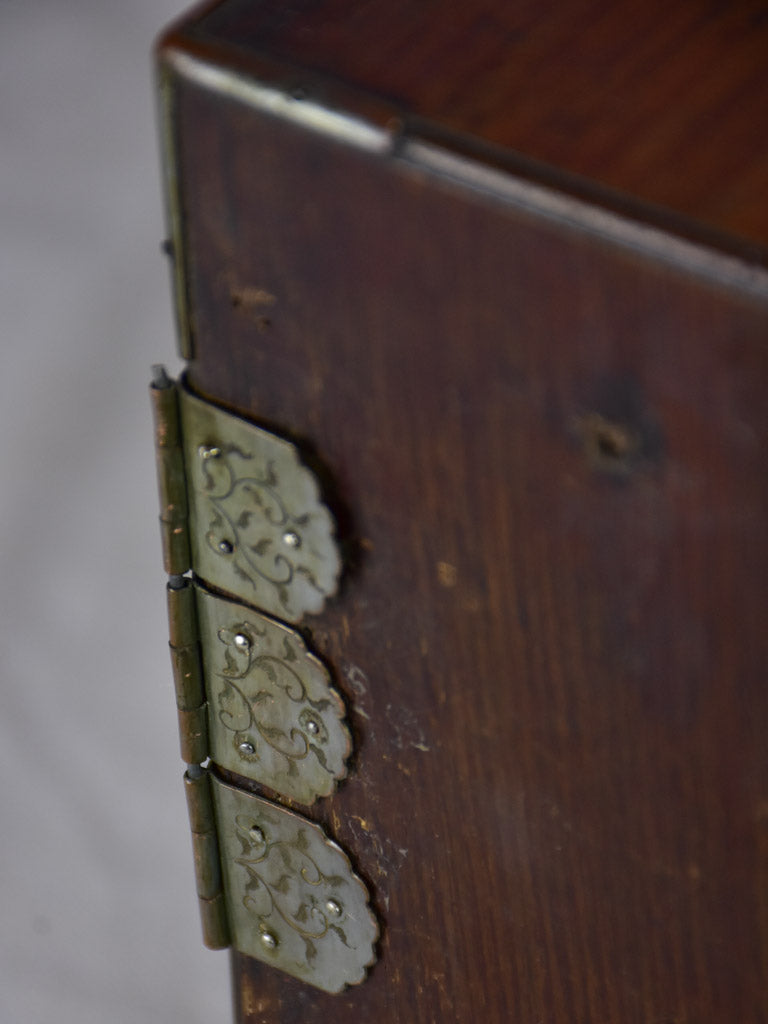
156;2;768;1020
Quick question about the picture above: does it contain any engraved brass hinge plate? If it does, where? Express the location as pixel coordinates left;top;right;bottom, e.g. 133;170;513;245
168;578;351;805
151;372;341;623
151;369;380;993
183;769;378;993
214;774;378;993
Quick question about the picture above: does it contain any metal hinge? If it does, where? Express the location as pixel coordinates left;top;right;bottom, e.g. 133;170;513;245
166;576;351;805
150;369;378;994
183;767;377;993
150;369;341;623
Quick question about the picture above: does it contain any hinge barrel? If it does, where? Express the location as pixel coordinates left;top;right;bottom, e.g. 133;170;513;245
183;769;230;950
198;893;230;951
176;707;209;765
167;580;208;764
150;376;190;575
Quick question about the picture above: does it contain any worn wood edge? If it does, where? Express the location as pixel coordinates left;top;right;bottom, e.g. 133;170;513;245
160;46;396;154
402;137;768;300
156;15;768;304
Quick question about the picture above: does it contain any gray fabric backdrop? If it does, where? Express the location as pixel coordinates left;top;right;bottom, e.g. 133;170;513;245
1;2;231;1020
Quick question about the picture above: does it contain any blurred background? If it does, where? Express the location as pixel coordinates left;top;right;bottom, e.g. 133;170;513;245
0;1;231;1020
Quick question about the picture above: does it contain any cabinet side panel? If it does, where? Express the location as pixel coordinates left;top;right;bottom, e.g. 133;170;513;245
170;68;768;1024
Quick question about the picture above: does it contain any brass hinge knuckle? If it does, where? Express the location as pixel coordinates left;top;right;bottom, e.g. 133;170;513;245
150;371;190;575
167;579;208;765
184;768;230;949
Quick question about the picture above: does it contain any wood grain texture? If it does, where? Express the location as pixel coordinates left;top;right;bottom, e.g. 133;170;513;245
183;0;768;253
157;4;768;1021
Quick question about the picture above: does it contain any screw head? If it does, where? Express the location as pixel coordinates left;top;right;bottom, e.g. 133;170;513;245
282;530;301;549
249;825;265;844
239;741;256;756
306;719;320;736
260;930;278;950
325;899;342;917
218;539;233;554
199;445;222;460
233;632;251;652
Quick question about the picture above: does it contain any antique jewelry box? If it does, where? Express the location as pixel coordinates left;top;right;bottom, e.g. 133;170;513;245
152;2;768;1020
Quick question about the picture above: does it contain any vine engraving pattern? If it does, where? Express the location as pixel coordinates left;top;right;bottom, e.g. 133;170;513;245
213;778;378;993
197;585;351;804
181;386;341;623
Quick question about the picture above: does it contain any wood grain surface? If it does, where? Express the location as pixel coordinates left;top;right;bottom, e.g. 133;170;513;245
183;0;768;252
157;4;768;1021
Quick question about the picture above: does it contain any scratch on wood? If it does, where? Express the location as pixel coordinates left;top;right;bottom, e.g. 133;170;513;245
436;560;458;587
344;663;370;697
240;974;274;1018
229;284;277;308
385;702;430;752
347;815;409;879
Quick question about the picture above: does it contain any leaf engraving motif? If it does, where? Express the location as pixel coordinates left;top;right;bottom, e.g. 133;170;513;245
203;449;302;592
181;387;342;622
216;793;378;993
196;586;351;805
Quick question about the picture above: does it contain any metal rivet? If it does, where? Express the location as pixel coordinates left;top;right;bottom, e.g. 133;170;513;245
261;931;278;950
218;539;233;554
325;899;342;917
199;445;222;460
239;741;256;756
306;720;320;735
249;825;265;844
234;633;251;652
282;530;301;549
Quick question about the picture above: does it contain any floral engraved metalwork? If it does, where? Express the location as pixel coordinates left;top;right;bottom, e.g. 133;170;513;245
195;584;351;804
179;383;341;623
212;777;378;993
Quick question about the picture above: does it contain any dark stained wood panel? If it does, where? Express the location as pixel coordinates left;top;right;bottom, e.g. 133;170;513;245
176;0;768;251
158;46;768;1020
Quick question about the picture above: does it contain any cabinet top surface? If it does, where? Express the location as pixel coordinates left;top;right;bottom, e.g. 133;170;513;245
163;0;768;257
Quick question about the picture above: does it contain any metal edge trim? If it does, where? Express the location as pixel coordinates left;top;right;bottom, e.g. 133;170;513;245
157;58;194;360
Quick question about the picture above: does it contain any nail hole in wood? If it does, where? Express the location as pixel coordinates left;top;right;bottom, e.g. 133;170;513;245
579;413;639;470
